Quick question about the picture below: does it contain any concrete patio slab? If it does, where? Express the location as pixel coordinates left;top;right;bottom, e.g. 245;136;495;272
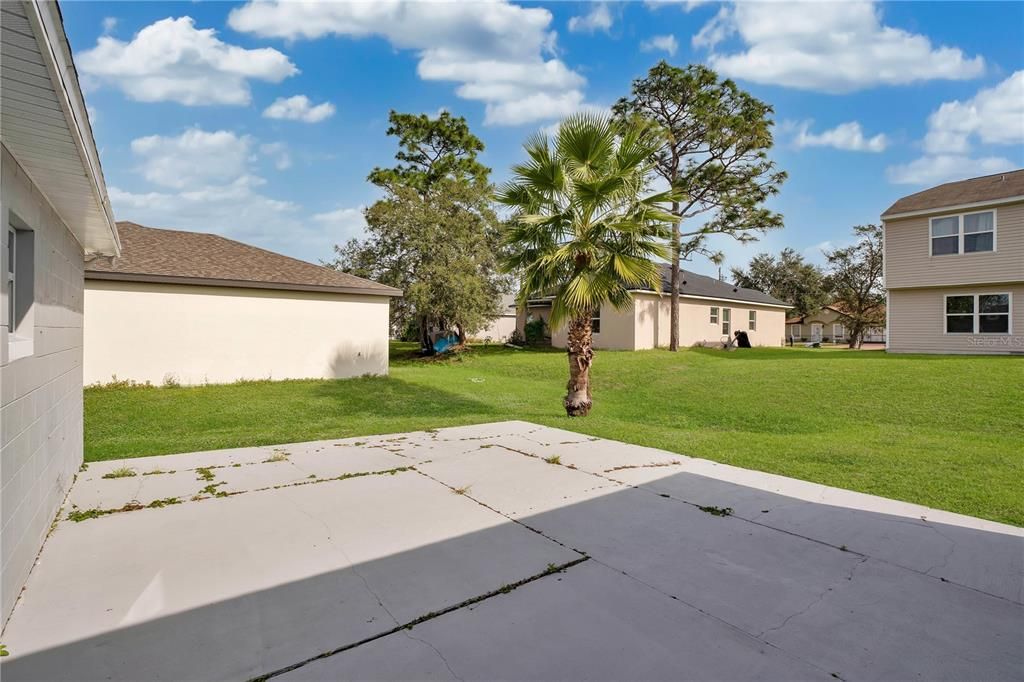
3;421;1021;682
283;561;828;682
2;469;579;681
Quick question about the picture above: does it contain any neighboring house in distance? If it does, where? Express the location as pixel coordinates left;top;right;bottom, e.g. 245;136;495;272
1;1;120;625
882;170;1023;355
85;222;402;385
472;294;517;343
520;265;790;350
786;305;885;344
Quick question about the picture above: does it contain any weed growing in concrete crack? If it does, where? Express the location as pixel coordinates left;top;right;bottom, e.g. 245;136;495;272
263;452;289;463
143;469;175;475
102;467;136;479
0;644;9;656
199;483;227;496
543;455;561;465
698;505;733;516
196;467;216;481
452;485;472;495
147;497;181;509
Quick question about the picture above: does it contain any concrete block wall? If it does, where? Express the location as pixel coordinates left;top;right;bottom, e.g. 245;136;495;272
1;145;86;625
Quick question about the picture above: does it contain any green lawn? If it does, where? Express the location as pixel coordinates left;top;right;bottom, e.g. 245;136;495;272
85;343;1024;526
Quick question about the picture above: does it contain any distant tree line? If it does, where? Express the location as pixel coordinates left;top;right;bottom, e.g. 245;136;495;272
731;224;886;349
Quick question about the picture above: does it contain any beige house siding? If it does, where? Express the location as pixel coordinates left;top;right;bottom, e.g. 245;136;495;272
884;200;1024;289
549;300;636;350
545;294;786;350
887;284;1024;354
84;280;391;385
788;308;850;342
1;146;86;623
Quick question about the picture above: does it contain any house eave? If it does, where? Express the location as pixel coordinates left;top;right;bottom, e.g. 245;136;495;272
84;271;404;298
881;195;1024;221
6;0;120;256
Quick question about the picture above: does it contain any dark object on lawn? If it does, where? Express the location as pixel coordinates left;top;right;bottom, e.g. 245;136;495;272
734;330;752;348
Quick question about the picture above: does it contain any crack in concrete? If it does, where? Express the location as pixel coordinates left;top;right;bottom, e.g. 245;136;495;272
248;556;588;681
403;631;464;681
757;557;869;639
411;468;589;557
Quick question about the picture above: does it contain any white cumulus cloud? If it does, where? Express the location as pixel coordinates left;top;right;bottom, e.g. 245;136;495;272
263;95;337;123
692;1;984;93
640;34;678;57
793;121;888;153
568;4;613;34
923;71;1024;154
313;207;369;243
77;16;297;106
885;155;1015;187
131;128;254;189
228;0;586;126
887;71;1023;186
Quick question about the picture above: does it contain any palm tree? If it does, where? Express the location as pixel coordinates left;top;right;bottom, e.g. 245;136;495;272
500;113;677;417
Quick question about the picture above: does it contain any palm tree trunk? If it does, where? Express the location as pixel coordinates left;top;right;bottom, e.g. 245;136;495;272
564;314;594;417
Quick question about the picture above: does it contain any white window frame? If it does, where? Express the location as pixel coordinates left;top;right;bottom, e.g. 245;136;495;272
833;323;845;341
790;324;801;338
929;209;997;257
943;292;1012;335
709;306;719;324
6;226;15;332
748;310;757;331
810;322;823;341
721;308;731;336
591;307;601;334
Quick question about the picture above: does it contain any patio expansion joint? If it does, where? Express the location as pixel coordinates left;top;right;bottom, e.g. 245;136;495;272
248;555;590;682
62;466;417;525
411;467;590;558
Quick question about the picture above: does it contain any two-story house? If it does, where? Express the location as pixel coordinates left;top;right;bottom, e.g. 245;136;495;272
881;169;1023;354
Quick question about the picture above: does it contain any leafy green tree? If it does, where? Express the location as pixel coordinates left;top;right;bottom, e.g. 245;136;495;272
329;111;507;350
825;225;885;348
368;110;489;191
500;113;676;417
731;248;830;318
613;61;786;351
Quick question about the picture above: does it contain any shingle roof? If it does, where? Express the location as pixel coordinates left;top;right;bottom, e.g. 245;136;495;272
85;222;401;296
882;169;1024;217
656;264;789;307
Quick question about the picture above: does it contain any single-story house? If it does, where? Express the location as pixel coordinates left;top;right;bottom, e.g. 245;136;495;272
472;294;517;343
84;222;401;385
881;169;1022;354
520;265;790;350
2;0;120;625
786;305;885;344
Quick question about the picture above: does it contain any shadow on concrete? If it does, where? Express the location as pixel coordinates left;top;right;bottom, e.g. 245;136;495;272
3;464;1021;682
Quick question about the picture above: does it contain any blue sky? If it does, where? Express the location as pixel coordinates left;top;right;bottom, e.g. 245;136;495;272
62;1;1024;277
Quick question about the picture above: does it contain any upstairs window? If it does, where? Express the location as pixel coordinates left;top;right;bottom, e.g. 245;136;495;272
930;210;995;256
710;307;719;324
963;212;995;253
748;310;757;331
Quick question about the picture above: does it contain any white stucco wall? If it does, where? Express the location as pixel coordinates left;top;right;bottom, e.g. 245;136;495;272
545;294;787;350
633;293;787;349
84;280;392;386
1;145;86;624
